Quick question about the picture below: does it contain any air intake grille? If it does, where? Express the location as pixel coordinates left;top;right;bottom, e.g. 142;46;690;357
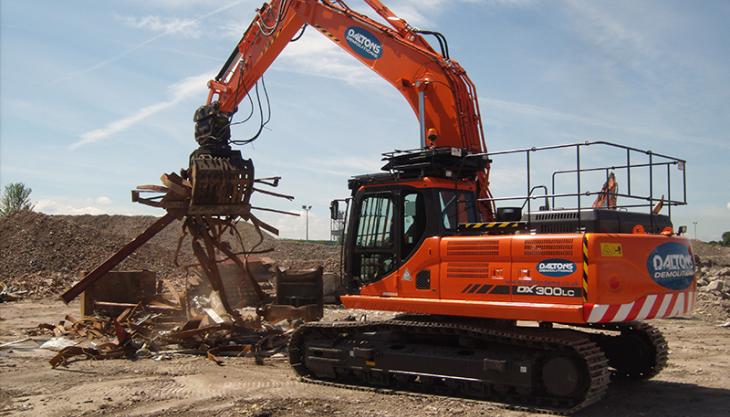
523;238;574;256
533;212;580;221
446;241;500;257
446;262;489;279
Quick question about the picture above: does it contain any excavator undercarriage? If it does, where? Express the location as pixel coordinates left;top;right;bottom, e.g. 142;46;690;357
290;317;667;414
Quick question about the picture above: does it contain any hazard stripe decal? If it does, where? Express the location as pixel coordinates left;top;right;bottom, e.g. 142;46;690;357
585;289;696;323
635;294;657;320
611;301;635;322
461;222;525;229
588;304;609;323
582;235;589;302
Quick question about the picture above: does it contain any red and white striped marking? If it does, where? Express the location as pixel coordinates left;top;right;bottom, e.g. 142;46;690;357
585;289;696;323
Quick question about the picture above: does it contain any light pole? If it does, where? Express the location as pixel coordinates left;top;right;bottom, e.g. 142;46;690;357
692;221;697;240
302;205;312;240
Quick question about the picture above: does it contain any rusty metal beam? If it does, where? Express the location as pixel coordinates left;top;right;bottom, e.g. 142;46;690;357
208;234;267;303
60;213;178;304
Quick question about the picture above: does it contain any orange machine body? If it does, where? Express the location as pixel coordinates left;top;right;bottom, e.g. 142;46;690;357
340;172;696;324
343;232;697;324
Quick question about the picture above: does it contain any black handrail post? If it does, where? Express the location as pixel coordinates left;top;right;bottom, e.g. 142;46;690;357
626;148;631;195
649;151;654;230
551;172;556;210
526;149;531;217
682;161;687;204
667;164;672;220
576;144;582;230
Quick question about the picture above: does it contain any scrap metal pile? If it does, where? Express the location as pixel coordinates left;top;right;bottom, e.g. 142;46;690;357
53;153;324;368
41;302;291;368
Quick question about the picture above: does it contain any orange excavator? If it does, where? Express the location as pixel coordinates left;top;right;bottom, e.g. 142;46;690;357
191;0;696;413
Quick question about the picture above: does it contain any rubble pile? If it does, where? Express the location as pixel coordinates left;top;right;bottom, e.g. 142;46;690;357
694;260;730;323
36;304;292;368
30;260;325;368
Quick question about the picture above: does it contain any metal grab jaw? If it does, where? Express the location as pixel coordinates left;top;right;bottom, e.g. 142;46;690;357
188;152;255;216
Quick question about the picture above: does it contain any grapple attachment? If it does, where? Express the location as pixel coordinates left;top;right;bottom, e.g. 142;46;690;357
188;153;254;217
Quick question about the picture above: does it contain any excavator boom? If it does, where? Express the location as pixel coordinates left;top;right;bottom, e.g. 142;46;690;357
205;0;493;217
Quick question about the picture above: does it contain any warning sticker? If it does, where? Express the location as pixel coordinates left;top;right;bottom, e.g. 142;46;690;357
600;243;623;257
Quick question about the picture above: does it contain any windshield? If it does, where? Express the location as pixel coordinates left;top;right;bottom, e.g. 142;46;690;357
438;190;477;229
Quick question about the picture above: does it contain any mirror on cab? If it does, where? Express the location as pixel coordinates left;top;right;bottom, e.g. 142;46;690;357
330;200;339;220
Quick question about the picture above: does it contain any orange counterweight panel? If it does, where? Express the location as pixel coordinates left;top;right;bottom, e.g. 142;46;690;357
582;233;697;323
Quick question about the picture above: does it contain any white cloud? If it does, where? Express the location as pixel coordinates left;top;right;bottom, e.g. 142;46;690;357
34;197;155;216
36;199;108;215
71;72;211;149
95;196;112;205
278;30;378;85
726;202;730;210
116;15;201;38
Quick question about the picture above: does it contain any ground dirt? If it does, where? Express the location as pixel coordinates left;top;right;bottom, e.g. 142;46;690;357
1;300;729;417
1;214;729;416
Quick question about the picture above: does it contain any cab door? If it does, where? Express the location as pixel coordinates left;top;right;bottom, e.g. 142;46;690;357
348;192;399;295
396;190;440;298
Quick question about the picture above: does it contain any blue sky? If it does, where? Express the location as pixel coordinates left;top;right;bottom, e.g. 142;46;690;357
1;0;728;240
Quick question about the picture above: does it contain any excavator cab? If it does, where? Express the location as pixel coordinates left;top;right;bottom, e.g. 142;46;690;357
339;147;484;293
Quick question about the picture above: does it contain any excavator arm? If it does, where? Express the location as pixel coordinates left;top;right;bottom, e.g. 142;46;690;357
201;0;494;219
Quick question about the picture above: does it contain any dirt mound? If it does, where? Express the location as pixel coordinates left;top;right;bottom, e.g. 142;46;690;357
0;212;339;299
57;214;275;252
691;239;730;266
0;211;182;297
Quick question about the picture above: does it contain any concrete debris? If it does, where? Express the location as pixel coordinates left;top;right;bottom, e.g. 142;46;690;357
0;282;26;302
0;337;33;350
693;255;730;322
39;337;77;351
704;280;724;293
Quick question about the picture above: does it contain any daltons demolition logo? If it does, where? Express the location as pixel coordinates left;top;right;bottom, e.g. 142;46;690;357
536;259;576;277
646;242;695;290
345;26;382;60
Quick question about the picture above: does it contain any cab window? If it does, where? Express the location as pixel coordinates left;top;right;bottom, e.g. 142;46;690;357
402;191;426;259
354;194;395;285
439;190;477;229
356;195;394;248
